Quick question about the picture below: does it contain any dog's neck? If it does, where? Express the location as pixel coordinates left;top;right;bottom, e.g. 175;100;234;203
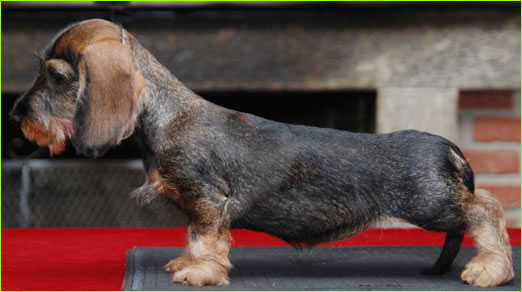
132;47;208;163
137;74;203;146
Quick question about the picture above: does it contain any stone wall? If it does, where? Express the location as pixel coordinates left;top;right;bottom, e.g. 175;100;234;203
2;6;520;92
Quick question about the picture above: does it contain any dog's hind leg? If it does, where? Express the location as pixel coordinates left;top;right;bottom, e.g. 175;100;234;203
460;188;514;287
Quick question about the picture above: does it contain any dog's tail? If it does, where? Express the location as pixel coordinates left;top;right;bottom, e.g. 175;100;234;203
423;232;464;275
446;143;475;193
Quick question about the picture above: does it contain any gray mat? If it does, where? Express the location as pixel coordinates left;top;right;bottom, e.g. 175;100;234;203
122;246;520;291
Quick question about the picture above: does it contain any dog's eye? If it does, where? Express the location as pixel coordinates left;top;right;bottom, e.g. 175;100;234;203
50;70;68;83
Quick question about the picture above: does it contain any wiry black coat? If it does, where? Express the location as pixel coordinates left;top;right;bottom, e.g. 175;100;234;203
142;97;472;246
122;24;476;273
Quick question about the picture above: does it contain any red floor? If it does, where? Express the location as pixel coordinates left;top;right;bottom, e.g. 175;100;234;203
2;227;520;291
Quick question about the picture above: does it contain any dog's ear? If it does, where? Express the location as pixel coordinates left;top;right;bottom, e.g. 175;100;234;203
72;39;145;157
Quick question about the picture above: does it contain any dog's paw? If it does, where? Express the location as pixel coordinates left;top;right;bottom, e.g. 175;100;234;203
164;256;192;273
461;255;514;287
172;263;229;286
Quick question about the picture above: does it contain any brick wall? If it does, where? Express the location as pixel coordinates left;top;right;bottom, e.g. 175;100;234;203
459;90;521;227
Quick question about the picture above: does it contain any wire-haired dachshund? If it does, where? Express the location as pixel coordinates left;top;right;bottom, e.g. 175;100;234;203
9;19;514;287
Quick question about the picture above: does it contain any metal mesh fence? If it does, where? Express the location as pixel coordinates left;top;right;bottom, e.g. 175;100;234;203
1;160;188;228
2;167;22;227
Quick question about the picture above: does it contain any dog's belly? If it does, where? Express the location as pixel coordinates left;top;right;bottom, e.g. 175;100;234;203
230;188;382;245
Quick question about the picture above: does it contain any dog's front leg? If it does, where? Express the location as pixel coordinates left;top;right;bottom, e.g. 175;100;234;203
165;209;232;286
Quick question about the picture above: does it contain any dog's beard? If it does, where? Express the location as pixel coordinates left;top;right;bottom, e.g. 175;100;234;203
21;116;73;156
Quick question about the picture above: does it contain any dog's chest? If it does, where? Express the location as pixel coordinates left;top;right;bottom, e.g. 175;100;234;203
146;168;182;205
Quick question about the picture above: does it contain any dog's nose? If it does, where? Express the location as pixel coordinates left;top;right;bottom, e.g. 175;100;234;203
9;100;29;126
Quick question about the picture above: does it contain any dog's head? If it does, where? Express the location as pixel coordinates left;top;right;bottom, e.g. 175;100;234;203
9;19;146;157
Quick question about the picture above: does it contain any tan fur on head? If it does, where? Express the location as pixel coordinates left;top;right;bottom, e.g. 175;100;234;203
14;19;146;157
53;19;122;58
21;116;73;156
67;23;146;154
